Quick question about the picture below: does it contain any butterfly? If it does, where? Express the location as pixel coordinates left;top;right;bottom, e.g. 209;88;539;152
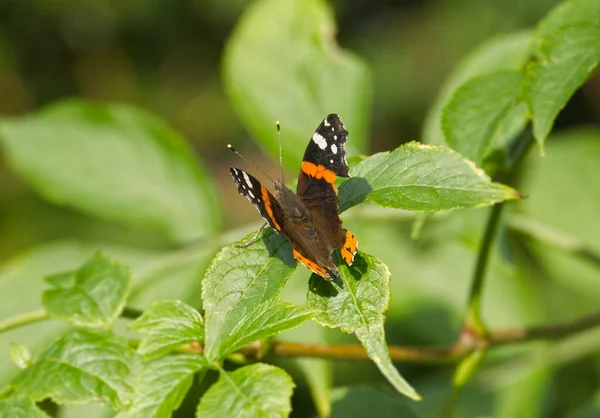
229;114;357;280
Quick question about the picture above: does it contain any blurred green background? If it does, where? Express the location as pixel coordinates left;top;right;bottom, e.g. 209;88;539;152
4;0;596;259
1;0;600;417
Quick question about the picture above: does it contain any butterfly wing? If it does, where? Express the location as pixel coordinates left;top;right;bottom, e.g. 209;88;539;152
296;114;358;265
230;167;284;235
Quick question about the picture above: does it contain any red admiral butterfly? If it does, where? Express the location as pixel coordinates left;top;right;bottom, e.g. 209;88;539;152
229;114;358;280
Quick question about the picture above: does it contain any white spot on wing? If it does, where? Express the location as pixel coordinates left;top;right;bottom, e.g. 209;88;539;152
331;144;338;154
312;132;327;149
333;135;337;140
323;118;330;127
330;159;334;163
248;189;255;198
242;171;252;188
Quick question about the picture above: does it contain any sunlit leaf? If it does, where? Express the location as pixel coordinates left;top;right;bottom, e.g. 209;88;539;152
12;330;136;409
196;364;294;418
202;229;295;361
220;298;312;357
338;142;520;213
9;343;32;369
0;394;50;418
129;300;204;359
119;354;207;418
307;252;420;400
42;253;131;328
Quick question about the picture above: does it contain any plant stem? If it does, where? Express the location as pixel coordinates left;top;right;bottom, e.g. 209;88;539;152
0;308;50;332
465;128;535;336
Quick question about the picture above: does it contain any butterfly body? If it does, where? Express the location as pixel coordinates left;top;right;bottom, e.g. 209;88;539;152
229;114;358;280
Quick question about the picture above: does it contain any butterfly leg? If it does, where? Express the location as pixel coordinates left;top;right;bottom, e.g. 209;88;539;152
236;222;268;248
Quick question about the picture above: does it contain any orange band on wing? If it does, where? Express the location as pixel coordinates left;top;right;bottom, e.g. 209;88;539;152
340;230;358;265
261;185;281;231
292;248;330;279
301;161;336;184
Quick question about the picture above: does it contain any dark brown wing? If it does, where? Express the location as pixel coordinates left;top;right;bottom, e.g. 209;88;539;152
296;114;357;264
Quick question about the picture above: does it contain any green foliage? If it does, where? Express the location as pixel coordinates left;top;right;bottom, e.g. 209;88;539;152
330;386;417;418
307;252;419;400
202;229;299;361
120;354;208;418
129;300;205;359
42;253;131;328
11;330;136;409
339;142;519;212
195;364;294;418
0;394;50;418
442;72;524;163
9;343;31;369
524;25;600;145
0;100;220;244
223;0;371;164
0;0;599;416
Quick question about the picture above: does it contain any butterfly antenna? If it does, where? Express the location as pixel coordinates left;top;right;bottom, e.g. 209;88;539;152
276;120;284;184
227;144;277;185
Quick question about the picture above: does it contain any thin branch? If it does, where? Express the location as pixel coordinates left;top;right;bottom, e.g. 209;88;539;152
238;311;600;364
0;308;50;332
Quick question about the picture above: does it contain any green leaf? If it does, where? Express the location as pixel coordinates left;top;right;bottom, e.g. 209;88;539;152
0;100;220;244
331;386;418;418
119;354;207;418
442;71;524;163
196;364;294;418
202;229;296;362
307;252;420;400
42;253;132;328
0;394;50;418
220;298;312;357
423;30;532;145
338;142;520;213
129;300;204;359
534;0;600;49
9;343;31;369
524;25;600;146
12;330;136;409
223;0;371;165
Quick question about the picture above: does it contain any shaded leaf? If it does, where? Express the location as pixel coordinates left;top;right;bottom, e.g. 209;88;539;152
220;299;312;356
196;364;294;418
119;354;207;418
0;100;220;243
0;394;50;418
338;142;520;213
223;0;371;165
129;300;204;359
12;330;136;409
442;71;525;163
307;252;420;400
331;386;417;418
423;31;532;145
9;343;31;369
202;229;296;361
524;25;600;146
42;253;131;328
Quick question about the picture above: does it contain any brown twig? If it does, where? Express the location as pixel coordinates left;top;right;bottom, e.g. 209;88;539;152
200;310;600;364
